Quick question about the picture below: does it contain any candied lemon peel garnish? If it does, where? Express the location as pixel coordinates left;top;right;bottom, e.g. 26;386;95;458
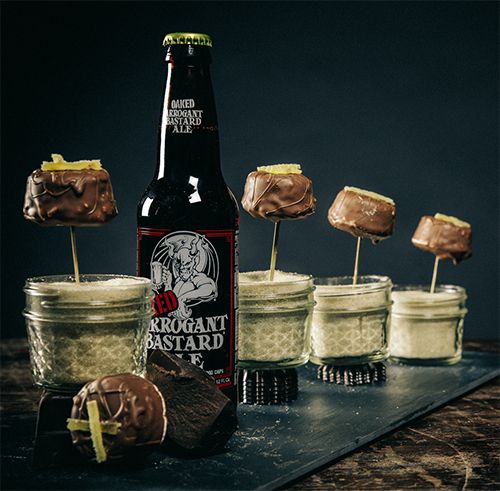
41;154;102;171
67;418;122;435
257;164;302;174
434;213;470;228
345;186;394;205
87;400;107;463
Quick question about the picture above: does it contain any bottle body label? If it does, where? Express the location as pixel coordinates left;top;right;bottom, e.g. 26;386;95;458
138;227;238;391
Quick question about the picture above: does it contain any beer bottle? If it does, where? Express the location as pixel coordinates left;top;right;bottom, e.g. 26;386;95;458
137;32;239;404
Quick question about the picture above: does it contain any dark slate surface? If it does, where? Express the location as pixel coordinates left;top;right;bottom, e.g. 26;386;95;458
2;351;499;491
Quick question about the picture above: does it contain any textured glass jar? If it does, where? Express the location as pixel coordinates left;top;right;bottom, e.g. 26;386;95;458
238;271;316;369
389;285;467;366
310;276;392;366
23;274;154;393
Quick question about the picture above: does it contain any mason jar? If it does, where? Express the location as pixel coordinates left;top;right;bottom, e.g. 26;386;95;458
389;285;467;366
310;275;392;366
238;270;316;369
23;274;154;393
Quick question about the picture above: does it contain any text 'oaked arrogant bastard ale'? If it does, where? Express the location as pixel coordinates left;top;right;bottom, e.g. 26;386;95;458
137;33;239;404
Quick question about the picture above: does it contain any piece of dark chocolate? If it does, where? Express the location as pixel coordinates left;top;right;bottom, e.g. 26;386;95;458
146;349;238;457
241;170;316;222
69;373;167;464
328;187;396;244
411;215;472;264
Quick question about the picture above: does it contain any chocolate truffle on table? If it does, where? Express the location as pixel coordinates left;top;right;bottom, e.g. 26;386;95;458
241;164;316;222
24;154;118;227
328;186;396;244
411;213;472;264
68;373;167;464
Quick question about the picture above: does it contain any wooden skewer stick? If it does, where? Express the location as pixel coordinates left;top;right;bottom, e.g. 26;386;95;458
353;236;362;285
430;256;439;294
269;220;281;281
70;226;80;284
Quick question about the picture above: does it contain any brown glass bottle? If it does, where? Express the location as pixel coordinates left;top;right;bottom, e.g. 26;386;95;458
137;33;239;404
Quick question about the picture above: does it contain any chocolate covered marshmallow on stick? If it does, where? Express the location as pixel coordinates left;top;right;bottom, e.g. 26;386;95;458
328;186;396;283
411;213;472;292
241;163;316;280
23;154;118;281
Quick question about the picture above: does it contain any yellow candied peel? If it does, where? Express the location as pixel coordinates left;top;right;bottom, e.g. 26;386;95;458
87;399;107;463
345;186;394;205
41;153;102;171
434;213;470;228
257;163;302;174
67;418;122;435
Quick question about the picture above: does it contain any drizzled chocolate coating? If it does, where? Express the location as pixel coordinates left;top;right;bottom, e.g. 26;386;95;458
70;374;167;463
328;188;396;244
24;168;118;226
241;171;316;222
412;215;472;264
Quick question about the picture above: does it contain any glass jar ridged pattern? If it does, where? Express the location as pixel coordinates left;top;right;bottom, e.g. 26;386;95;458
310;276;393;366
238;271;316;369
389;285;467;366
23;274;154;393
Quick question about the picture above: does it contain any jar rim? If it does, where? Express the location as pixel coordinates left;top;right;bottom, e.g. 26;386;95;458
240;300;317;313
24;274;154;307
239;270;314;285
239;270;315;299
239;285;316;300
23;307;155;322
25;274;152;286
392;284;467;303
314;275;392;295
313;301;393;314
391;307;468;320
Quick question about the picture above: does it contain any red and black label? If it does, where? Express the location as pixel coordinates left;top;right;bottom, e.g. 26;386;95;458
138;227;238;391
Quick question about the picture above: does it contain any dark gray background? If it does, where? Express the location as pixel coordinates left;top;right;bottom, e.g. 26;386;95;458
2;1;498;340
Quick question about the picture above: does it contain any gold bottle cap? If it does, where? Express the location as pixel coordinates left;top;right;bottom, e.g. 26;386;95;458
163;32;212;47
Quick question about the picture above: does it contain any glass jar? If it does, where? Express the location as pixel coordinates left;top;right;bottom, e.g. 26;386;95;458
389;285;467;366
238;270;316;369
310;276;392;366
23;274;154;393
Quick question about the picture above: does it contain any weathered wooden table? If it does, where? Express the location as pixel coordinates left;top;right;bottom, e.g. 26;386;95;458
1;338;498;490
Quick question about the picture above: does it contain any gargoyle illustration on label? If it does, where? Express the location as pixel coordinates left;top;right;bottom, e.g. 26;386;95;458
150;231;219;320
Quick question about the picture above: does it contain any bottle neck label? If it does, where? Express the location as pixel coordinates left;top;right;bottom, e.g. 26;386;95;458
156;63;220;180
166;98;205;134
138;227;238;391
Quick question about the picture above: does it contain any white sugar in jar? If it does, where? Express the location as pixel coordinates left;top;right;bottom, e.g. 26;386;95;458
310;276;392;366
389;285;467;366
238;270;315;369
23;274;154;393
